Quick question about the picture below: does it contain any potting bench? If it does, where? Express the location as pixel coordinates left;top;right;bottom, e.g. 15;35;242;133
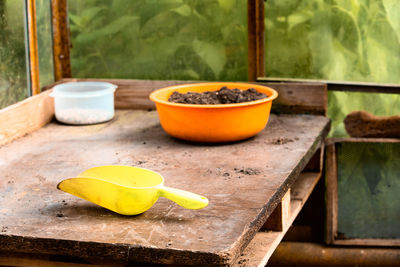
0;80;329;266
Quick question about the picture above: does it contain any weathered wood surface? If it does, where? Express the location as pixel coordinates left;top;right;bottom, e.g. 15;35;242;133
0;110;329;266
26;0;40;95
247;0;265;81
0;252;113;267
259;82;327;116
325;144;338;245
0;90;54;146
51;0;71;81
258;77;400;94
45;78;327;115
326;137;400;145
261;190;291;232
235;171;323;267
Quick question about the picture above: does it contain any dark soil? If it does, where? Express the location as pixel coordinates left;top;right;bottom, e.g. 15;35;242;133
234;167;261;175
168;87;267;104
271;137;293;145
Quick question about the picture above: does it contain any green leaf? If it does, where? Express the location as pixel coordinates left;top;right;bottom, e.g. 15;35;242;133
218;0;234;12
69;13;83;28
331;5;361;54
75;16;139;44
192;39;226;77
182;69;200;80
99;16;139;36
287;10;312;31
365;37;399;83
265;0;302;17
172;4;191;16
81;6;106;23
140;11;186;39
382;0;400;42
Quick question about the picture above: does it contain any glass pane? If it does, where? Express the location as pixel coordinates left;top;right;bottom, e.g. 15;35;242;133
37;0;54;88
337;142;400;239
264;0;400;84
0;0;28;109
68;0;248;81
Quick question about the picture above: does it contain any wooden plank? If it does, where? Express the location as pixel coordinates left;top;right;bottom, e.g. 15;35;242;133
0;90;54;146
234;171;323;267
260;82;327;115
45;79;327;115
291;172;323;203
234;228;287;267
262;189;291;231
47;78;195;109
333;239;400;247
247;0;265;81
258;77;400;94
325;144;338;245
302;146;324;172
326;137;400;145
51;0;71;81
26;0;40;95
0;255;115;267
0;110;330;266
325;139;400;247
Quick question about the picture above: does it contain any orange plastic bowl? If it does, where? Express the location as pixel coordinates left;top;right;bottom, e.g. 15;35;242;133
149;82;278;143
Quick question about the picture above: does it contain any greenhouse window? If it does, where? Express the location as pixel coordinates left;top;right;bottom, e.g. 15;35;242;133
0;0;54;109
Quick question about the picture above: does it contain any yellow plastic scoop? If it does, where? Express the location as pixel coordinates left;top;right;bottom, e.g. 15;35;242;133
57;165;208;215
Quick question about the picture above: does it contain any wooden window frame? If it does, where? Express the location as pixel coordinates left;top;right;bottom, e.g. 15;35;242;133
325;138;400;247
22;0;71;98
51;0;71;81
26;0;40;95
46;0;400;93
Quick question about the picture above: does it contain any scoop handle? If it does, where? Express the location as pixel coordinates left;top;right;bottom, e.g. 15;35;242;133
158;186;208;210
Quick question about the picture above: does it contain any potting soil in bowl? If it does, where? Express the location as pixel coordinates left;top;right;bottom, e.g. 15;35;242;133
168;87;267;105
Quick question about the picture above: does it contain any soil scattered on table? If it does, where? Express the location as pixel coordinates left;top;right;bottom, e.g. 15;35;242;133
168;87;267;104
237;255;249;266
166;241;173;247
271;137;293;145
234;168;261;175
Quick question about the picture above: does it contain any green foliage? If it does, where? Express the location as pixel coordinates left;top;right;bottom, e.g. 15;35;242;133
68;0;248;81
0;0;28;109
265;0;400;83
265;0;399;137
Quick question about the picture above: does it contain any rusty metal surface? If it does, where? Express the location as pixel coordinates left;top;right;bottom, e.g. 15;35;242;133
0;110;330;266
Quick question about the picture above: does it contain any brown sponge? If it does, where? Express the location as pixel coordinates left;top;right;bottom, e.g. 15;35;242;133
344;110;400;138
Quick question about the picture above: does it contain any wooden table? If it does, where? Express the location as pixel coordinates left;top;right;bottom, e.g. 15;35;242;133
0;108;329;266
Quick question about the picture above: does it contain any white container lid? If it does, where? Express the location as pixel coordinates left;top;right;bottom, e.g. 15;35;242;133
50;82;117;98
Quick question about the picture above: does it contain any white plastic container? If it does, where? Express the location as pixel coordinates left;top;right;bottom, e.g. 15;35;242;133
50;82;117;125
